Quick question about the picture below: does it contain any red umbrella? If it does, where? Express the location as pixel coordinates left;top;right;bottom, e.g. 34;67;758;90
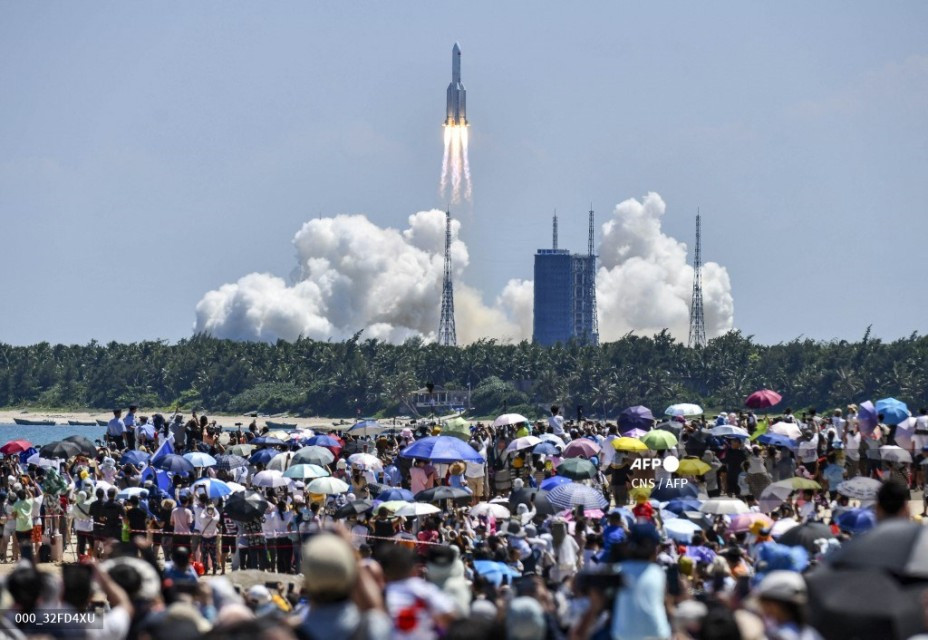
0;440;33;455
745;389;782;409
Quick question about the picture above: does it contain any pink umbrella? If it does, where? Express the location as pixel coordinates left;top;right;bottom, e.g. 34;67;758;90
745;389;782;409
728;512;773;533
562;439;601;458
562;509;605;521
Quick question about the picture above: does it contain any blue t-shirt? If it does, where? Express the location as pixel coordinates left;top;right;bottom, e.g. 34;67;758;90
611;560;671;640
822;464;844;489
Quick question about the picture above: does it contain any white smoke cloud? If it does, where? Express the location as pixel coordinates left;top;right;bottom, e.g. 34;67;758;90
594;192;734;341
194;210;522;343
195;193;734;345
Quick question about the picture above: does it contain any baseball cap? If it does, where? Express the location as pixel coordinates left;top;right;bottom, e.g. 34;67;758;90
302;533;358;599
754;570;808;604
506;597;545;640
246;585;271;605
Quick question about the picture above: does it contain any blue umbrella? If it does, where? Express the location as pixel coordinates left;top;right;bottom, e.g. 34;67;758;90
651;481;699;502
153;454;194;475
120;450;150;466
533;442;561;456
875;398;909;425
473;560;521;586
665;518;702;543
192;478;233;499
618;405;656;432
183;452;217;468
305;435;342;448
399;436;484;463
251;436;286;446
249;449;277;465
758;433;797;448
540;475;572;491
374;487;415;501
546;483;608;511
836;508;877;535
662;498;703;515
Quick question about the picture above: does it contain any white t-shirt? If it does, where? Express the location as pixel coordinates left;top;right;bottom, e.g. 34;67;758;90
798;434;819;463
195;507;220;538
830;417;847;439
548;415;565;436
385;577;455;640
601;435;618;467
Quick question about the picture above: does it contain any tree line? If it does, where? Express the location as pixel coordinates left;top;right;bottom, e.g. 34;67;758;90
0;328;925;419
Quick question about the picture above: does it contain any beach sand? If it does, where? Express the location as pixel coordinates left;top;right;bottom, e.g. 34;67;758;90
0;409;357;431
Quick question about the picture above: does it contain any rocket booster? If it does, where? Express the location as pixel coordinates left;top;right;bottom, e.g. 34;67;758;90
445;42;467;126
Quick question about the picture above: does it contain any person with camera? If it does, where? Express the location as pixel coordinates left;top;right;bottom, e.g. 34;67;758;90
570;523;671;640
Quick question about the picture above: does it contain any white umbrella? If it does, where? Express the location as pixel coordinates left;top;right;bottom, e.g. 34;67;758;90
307;477;350;495
699;497;750;515
836;477;882;501
266;430;290;441
539;434;566;447
288;429;314;441
665;403;704;417
266;452;293;472
470;502;511;519
895;418;916;450
226;481;247;493
348;453;383;471
768;422;803;440
770;518;799;538
182;452;217;468
877;445;912;464
393;502;441;518
493;413;529;428
709;425;750;439
252;470;291;488
758;483;795;513
504;436;542;454
25;453;59;469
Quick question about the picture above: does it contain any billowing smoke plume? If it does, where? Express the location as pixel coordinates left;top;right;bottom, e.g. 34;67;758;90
194;210;523;344
194;193;734;345
594;192;734;341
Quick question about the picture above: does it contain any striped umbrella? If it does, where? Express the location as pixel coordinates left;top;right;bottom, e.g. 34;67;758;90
546;482;608;511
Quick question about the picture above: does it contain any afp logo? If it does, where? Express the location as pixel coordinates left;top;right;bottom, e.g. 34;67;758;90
630;455;679;472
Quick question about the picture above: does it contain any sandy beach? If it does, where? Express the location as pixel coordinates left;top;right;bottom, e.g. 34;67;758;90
0;409;358;431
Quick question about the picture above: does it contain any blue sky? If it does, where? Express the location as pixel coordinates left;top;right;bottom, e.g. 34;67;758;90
1;2;926;346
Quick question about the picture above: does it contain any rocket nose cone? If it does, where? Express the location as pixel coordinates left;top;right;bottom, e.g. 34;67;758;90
453;42;461;53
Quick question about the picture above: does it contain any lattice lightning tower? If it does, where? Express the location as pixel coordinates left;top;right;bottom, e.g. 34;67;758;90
438;210;457;346
688;212;707;348
588;205;599;345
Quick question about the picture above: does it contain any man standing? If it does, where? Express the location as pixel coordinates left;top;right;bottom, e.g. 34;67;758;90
548;405;565;437
124;404;138;450
170;415;187;453
465;440;486;505
100;488;125;544
107;409;126;450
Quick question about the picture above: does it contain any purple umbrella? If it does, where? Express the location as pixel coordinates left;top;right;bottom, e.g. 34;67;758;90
618;405;656;432
624;428;649;438
858;401;878;437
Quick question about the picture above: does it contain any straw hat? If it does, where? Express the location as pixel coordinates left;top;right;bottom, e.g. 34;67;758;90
449;461;466;475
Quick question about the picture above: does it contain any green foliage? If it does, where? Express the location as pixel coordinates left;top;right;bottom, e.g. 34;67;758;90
227;382;306;415
0;328;926;418
470;376;530;415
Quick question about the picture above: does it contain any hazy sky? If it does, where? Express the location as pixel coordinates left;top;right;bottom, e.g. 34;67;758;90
1;3;926;346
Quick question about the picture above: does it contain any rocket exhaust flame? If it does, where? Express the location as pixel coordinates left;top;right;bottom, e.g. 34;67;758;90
439;43;471;204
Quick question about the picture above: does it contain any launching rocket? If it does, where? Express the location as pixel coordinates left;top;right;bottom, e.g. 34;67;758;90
445;42;467;126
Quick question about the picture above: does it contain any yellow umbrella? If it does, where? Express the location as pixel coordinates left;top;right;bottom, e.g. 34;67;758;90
677;457;711;476
630;485;652;502
613;437;649;452
771;477;821;491
266;430;289;440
